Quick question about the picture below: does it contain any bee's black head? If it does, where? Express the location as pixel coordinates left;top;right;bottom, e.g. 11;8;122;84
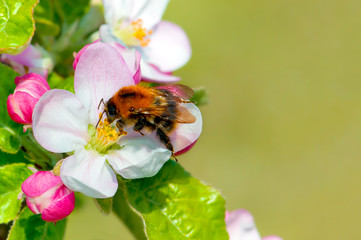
106;102;118;123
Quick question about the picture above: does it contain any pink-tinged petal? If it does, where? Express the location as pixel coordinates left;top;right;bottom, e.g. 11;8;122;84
143;21;191;72
3;45;52;78
74;42;135;125
141;61;180;83
130;0;169;29
25;183;62;215
225;211;231;221
262;236;283;240
102;0;133;26
4;45;42;68
41;186;75;222
107;137;171;179
107;41;142;84
92;33;141;84
32;90;89;153
226;209;262;240
60;148;118;198
15;73;48;87
174;140;197;156
73;39;101;70
7;93;34;124
7;73;50;125
21;171;62;197
170;103;202;153
26;197;40;214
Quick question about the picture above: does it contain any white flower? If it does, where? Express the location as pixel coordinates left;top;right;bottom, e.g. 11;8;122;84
100;0;192;83
32;42;202;198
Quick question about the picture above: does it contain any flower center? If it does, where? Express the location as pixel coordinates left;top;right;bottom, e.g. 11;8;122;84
114;19;153;47
88;118;126;154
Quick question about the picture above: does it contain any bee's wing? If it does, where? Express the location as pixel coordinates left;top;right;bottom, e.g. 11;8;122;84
155;84;194;100
136;105;196;124
174;106;196;123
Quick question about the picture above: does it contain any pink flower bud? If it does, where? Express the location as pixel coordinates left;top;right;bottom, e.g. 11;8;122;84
21;171;75;222
7;73;50;125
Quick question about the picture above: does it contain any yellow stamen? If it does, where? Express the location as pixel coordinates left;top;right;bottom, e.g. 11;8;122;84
131;19;153;47
90;118;126;153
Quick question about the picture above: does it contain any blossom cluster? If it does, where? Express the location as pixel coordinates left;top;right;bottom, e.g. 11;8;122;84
8;0;199;223
3;0;282;239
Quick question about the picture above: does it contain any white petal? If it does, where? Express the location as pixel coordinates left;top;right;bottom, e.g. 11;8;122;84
170;103;202;153
74;42;135;125
107;137;171;179
130;0;169;29
140;61;181;83
143;21;191;72
102;0;133;26
60;147;118;198
226;209;262;240
32;90;89;153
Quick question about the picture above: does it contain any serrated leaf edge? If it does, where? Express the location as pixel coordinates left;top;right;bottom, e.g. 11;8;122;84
0;0;40;54
122;188;149;239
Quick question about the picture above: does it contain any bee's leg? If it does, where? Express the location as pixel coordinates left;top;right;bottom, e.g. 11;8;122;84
116;119;126;134
134;117;146;136
181;99;192;103
156;128;178;162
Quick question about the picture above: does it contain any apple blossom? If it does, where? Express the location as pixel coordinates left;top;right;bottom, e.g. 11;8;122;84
100;0;191;83
226;209;282;240
7;73;50;126
32;41;202;198
1;44;53;78
21;171;75;222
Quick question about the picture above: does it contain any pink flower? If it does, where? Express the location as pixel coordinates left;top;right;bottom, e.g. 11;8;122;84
226;209;282;240
1;44;53;78
100;0;191;83
32;41;202;198
21;171;75;222
7;73;50;125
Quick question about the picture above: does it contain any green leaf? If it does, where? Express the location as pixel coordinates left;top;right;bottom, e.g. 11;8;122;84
0;150;30;167
7;208;66;240
94;198;113;215
114;161;229;240
0;128;21;154
0;64;22;154
191;87;209;106
0;0;39;54
35;18;60;37
54;0;90;24
48;73;74;93
0;163;32;224
33;0;59;37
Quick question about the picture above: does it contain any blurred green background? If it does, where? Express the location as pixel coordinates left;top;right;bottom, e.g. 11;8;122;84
66;0;361;239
